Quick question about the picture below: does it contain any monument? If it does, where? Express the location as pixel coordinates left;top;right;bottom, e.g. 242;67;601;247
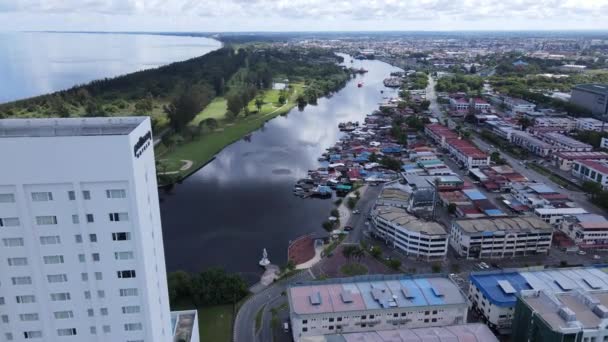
259;248;271;267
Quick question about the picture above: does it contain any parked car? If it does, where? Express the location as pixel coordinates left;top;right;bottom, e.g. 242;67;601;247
594;255;601;260
344;226;353;231
352;210;360;214
284;322;290;332
480;262;490;269
578;250;587;255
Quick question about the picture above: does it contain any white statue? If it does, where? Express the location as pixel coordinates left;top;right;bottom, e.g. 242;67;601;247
259;248;270;267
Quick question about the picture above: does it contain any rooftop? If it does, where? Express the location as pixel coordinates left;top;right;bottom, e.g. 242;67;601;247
0;117;147;137
171;310;198;342
542;132;592;149
453;216;551;235
511;131;552;149
373;206;446;235
470;267;608;307
521;290;608;332
576;159;608;175
573;84;608;96
288;274;466;315
555;151;608;160
300;323;498;342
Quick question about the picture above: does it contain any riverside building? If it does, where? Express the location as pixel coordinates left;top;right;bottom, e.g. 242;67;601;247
287;275;468;341
0;117;197;342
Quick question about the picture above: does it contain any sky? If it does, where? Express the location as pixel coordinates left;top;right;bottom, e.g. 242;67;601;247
1;0;608;32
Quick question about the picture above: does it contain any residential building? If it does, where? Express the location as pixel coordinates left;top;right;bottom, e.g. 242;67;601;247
445;139;490;169
511;182;569;209
288;274;468;341
534;117;576;132
570;84;608;116
486;121;519;141
572;159;608;189
0;117;187;342
512;289;608;342
299;323;498;342
560;214;608;249
576;117;608;132
425;124;458;148
372;206;448;259
468;267;608;332
449;98;469;111
471;98;491;111
504;97;536;113
602;137;608;149
540;132;593;152
449;217;552;259
553;151;608;171
534;207;589;225
510;131;552;157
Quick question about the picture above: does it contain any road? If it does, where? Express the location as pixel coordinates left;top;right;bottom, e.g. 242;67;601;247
426;75;442;118
345;186;382;243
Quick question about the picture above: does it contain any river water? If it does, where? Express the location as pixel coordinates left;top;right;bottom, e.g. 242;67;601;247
160;55;402;283
0;32;221;103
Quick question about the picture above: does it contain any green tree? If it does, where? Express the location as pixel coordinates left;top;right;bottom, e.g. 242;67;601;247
225;110;237;122
135;97;154;114
346;197;357;210
431;263;442;273
370;246;382;259
167;271;192;305
255;96;264;112
582;180;603;200
447;203;457;215
322;221;334;231
330;209;340;218
164;88;206;132
388;259;402;271
380;157;402;171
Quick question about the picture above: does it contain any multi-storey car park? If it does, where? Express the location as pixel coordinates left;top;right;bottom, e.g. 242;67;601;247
287;275;469;342
468;267;608;334
0;117;198;342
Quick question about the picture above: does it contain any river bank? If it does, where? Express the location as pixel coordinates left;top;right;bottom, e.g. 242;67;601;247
159;55;402;284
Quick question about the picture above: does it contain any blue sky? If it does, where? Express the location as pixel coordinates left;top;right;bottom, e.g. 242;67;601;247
1;0;608;32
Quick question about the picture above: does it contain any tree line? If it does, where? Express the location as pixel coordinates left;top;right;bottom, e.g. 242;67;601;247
167;269;249;308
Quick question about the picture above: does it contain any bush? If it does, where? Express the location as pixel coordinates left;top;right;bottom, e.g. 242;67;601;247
387;259;402;271
431;263;442;273
370;246;382;259
346;197;357;210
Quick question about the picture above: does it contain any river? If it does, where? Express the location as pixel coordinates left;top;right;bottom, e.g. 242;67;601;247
0;32;221;103
160;55;402;283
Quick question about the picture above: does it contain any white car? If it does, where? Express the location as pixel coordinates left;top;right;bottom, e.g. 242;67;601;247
578;250;587;255
352;210;360;214
480;262;490;269
594;255;601;260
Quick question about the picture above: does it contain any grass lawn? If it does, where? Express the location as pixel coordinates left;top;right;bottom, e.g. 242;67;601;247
156;83;303;178
198;305;234;342
191;97;228;126
340;263;368;276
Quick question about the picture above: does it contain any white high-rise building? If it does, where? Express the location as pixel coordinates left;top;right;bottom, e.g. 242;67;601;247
0;117;184;342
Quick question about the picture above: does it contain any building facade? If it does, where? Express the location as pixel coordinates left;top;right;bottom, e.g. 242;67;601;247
576;117;607;132
449;217;552;259
510;131;552;157
572;159;608;190
553;151;608;171
372;206;448;259
288;275;469;341
570;84;608;116
559;214;608;249
0;118;177;342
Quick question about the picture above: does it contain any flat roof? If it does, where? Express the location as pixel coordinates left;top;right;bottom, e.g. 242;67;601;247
512;131;552;149
454;216;551;235
289;274;466;315
555;151;608;160
573;83;608;96
470;267;608;307
522;290;608;332
535;208;588;215
373;205;447;235
0;117;147;137
300;323;498;342
542;132;592;149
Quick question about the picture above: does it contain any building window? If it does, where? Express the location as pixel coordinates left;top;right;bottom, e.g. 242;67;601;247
53;311;73;319
23;331;42;339
112;232;131;241
75;234;83;243
31;192;53;201
0;297;4;305
106;189;126;199
47;274;68;283
0;193;15;203
82;191;91;200
92;253;100;262
16;295;36;304
72;215;79;224
50;293;70;301
19;313;39;322
302;327;308;332
8;257;28;266
12;276;32;285
90;326;97;335
40;235;61;245
3;238;24;247
1;315;8;323
100;308;108;316
57;328;77;336
114;251;134;260
97;290;105;299
89;234;97;243
68;191;75;201
109;212;129;222
87;309;94;317
36;216;57;225
124;323;142;331
117;270;136;279
81;273;88;281
86;214;94;223
102;325;111;333
122;306;141;314
119;288;138;297
43;255;64;264
78;254;85;262
84;291;91;300
0;217;20;227
95;272;103;280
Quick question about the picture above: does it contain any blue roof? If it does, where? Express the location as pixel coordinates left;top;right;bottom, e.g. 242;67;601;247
484;209;505;216
317;186;332;194
382;147;403;153
462;189;487;201
469;272;531;307
529;184;555;194
414;278;444;306
330;154;342;161
402;164;419;170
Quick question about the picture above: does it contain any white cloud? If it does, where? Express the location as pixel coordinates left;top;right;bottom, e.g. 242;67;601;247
1;0;608;31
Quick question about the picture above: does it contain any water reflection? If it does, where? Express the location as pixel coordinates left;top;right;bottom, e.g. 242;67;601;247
160;55;402;283
0;32;221;103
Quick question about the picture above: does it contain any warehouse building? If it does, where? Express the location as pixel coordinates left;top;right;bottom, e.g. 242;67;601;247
553;151;608;171
560;214;608;249
449;217;552;259
570;84;608;116
288;274;469;341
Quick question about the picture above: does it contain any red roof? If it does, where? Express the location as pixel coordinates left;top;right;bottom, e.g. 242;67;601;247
577;160;608;175
473;98;489;104
447;138;488;159
426;124;459;140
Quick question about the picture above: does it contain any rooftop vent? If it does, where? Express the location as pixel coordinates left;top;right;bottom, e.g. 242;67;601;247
497;280;516;295
401;287;415;299
431;286;444;297
594;304;608;319
558;307;576;322
583;277;603;290
309;292;322;306
340;290;353;304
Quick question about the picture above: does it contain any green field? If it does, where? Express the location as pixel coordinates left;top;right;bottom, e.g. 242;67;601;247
198;305;234;342
191;97;228;126
156;84;303;179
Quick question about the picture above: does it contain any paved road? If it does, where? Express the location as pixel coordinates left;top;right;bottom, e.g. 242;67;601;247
345;186;382;243
426;75;442;118
234;270;313;342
